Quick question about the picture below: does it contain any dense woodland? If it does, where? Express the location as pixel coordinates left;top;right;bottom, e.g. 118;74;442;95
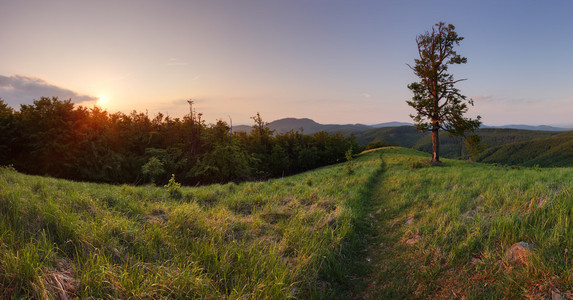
0;97;361;185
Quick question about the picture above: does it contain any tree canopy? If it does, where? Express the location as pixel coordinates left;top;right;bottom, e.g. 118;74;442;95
407;22;481;163
0;97;361;185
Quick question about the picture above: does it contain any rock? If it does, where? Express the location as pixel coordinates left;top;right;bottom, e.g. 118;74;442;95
505;241;535;264
405;234;422;245
463;210;476;219
404;217;414;225
470;256;482;265
551;287;564;300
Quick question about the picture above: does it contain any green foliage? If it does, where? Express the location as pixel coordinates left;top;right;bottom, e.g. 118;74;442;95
164;174;182;199
407;22;481;162
141;156;165;184
2;98;356;185
477;131;573;167
0;99;16;166
345;148;354;175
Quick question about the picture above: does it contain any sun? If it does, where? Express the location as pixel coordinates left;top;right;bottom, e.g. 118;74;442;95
97;95;108;108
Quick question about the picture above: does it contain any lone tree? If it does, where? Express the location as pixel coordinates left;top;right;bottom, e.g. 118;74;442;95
407;22;481;164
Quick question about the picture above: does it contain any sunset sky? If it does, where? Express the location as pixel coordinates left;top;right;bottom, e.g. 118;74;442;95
1;0;573;126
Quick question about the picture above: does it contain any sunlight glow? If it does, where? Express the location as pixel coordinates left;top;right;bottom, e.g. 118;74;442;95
97;95;108;108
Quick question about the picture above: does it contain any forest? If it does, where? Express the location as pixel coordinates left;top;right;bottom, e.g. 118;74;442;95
0;97;361;185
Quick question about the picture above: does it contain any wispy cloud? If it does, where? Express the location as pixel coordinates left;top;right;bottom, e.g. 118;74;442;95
471;94;494;102
0;75;97;107
165;58;189;67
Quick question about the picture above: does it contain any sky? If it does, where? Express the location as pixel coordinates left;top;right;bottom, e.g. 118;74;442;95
1;0;573;126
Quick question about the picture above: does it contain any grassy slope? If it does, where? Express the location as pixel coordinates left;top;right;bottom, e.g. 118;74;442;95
362;147;573;298
478;131;573;167
5;146;573;299
0;151;384;299
354;126;561;162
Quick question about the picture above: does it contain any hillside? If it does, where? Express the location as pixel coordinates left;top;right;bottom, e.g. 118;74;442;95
356;147;573;298
235;117;569;166
4;148;573;298
354;127;561;160
233;118;573;167
0;151;384;299
478;131;573;167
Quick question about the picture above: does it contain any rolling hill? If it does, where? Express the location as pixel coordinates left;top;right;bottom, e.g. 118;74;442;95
234;117;573;167
477;131;573;166
0;151;385;298
353;127;562;160
4;147;573;298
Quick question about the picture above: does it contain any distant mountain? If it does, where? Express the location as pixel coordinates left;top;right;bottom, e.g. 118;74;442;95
482;124;571;131
267;118;323;133
233;117;374;135
370;121;412;128
232;125;253;133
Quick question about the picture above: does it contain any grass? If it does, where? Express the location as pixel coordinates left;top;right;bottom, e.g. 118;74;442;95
361;147;573;299
0;150;385;299
5;146;573;298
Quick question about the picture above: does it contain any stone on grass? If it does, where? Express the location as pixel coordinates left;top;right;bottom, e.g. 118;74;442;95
470;255;482;265
405;234;422;245
505;241;535;264
551;288;564;300
404;217;414;225
462;209;476;220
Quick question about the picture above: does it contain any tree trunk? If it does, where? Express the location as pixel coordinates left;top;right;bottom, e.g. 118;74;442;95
431;125;440;163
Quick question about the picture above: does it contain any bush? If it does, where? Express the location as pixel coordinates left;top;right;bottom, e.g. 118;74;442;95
164;174;182;199
345;148;354;175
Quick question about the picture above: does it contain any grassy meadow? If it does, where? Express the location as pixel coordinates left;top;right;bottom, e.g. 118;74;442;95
361;147;573;299
4;146;573;299
0;149;383;299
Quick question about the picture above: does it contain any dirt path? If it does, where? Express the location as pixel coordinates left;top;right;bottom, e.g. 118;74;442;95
349;170;422;299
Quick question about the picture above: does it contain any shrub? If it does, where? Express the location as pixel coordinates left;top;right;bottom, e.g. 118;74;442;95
345;148;354;175
164;174;182;199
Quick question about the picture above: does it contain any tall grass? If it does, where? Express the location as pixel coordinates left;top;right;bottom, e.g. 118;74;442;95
0;150;385;299
365;147;573;298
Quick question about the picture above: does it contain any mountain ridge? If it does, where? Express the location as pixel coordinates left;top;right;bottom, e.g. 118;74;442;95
233;117;572;134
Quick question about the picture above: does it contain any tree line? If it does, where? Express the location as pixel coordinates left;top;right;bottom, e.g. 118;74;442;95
0;97;362;185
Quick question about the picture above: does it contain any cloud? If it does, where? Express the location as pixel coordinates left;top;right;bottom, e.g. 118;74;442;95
471;94;493;102
165;58;189;67
0;75;97;108
362;93;371;98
